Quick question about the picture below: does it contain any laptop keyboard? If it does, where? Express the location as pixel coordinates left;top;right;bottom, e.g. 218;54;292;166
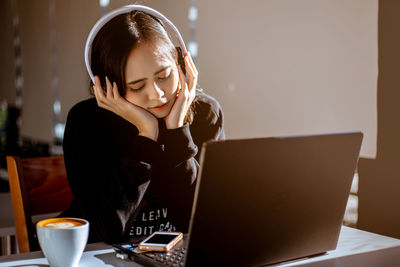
142;246;186;266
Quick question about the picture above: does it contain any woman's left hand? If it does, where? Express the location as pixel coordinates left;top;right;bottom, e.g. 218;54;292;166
164;52;198;129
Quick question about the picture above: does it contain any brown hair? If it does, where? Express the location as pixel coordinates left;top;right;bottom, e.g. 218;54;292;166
90;11;183;94
90;11;195;123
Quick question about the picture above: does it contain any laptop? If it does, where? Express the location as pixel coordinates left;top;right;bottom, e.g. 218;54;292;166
130;132;363;266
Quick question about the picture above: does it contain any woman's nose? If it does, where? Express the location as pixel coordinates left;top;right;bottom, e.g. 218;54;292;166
148;82;165;100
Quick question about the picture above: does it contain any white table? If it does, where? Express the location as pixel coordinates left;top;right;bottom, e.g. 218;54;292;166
1;226;400;266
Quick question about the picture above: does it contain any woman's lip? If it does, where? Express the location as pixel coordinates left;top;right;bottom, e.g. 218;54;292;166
151;102;168;110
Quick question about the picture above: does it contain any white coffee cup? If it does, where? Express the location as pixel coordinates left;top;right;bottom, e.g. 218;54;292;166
36;217;89;267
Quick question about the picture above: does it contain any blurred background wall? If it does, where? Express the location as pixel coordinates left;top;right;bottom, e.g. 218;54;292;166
0;0;377;156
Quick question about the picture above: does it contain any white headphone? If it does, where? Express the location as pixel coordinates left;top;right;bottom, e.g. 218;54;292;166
84;4;187;84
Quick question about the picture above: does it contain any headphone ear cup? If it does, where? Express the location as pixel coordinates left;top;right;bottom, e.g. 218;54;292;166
176;46;186;75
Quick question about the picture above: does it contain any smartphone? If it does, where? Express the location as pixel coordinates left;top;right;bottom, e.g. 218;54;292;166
138;231;183;252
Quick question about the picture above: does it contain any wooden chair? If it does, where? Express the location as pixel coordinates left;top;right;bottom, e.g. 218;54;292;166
6;155;74;253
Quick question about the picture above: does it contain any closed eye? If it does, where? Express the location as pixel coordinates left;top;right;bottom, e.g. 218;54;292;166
127;79;146;92
129;81;145;92
129;85;144;92
157;68;172;81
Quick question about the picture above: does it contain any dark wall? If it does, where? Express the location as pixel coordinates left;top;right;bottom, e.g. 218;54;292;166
358;0;400;238
0;0;16;104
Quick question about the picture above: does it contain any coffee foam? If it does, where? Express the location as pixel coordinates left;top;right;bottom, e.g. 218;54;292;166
45;222;77;228
38;218;86;229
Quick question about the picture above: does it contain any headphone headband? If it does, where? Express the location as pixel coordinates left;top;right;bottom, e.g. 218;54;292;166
84;5;187;83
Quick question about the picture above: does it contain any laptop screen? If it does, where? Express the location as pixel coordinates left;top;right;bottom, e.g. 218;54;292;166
185;132;363;266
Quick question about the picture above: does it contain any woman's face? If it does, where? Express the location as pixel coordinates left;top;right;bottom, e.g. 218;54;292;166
124;42;180;118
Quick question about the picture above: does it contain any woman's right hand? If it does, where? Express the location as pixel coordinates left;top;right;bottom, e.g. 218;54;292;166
93;76;159;141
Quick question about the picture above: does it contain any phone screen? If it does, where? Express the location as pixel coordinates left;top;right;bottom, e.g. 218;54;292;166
120;244;137;251
144;234;179;245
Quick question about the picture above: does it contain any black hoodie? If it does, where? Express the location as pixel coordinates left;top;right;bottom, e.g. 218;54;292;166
61;93;225;244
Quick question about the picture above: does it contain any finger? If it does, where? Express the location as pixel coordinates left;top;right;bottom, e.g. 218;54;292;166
184;55;193;77
182;56;197;100
184;54;198;82
93;85;100;105
93;84;107;108
172;68;187;107
183;57;196;91
94;76;106;100
94;75;101;92
181;64;196;102
112;82;120;98
185;52;198;76
177;65;187;93
105;76;114;98
169;69;185;105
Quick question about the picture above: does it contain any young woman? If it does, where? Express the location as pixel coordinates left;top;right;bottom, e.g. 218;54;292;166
62;10;225;244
